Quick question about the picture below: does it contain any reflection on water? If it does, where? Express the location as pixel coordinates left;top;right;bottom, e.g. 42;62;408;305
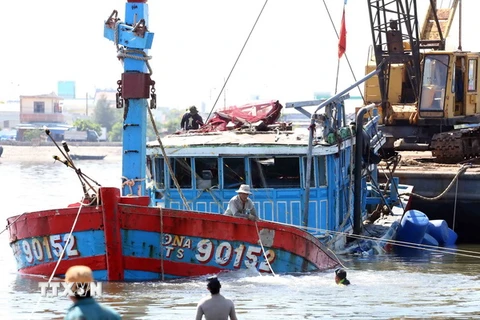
1;160;480;319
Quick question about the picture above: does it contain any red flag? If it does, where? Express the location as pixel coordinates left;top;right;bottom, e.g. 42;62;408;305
338;8;347;59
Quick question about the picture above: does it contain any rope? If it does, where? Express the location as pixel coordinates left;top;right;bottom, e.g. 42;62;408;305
147;107;191;210
1;212;28;236
327;248;348;270
159;207;165;281
113;20;153;74
28;201;86;320
254;221;276;276
121;176;146;196
205;0;269;122
453;178;459;232
321;0;365;101
399;164;470;201
273;221;480;259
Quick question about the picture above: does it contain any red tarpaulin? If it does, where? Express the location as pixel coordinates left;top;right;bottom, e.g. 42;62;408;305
198;100;283;132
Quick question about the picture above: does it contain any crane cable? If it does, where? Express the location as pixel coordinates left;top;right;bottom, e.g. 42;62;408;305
205;0;270;122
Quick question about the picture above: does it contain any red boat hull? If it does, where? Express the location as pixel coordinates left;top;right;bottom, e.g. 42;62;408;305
8;188;339;281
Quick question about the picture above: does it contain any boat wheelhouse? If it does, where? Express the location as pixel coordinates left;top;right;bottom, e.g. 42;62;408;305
146;91;387;249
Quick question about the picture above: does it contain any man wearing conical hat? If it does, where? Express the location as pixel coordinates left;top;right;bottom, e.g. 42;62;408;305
64;265;121;319
224;184;259;221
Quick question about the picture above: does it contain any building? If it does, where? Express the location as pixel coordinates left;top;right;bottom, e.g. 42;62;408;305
17;93;70;141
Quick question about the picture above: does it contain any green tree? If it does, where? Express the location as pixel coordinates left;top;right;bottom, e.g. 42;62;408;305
109;122;123;142
72;119;102;135
23;129;43;141
93;95;122;131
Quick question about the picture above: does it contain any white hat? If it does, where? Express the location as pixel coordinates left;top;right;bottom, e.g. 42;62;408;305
235;184;252;194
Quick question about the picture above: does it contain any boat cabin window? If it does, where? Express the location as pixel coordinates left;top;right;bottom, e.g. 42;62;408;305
170;158;192;188
149;157;165;189
251;157;300;188
223;158;246;189
317;156;327;186
195;158;218;189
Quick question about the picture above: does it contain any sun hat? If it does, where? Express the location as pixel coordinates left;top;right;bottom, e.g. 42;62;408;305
235;184;252;194
65;265;94;283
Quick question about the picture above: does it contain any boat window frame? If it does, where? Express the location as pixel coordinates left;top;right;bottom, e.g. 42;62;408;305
149;156;165;190
194;157;219;189
250;156;301;189
168;157;192;189
222;157;247;189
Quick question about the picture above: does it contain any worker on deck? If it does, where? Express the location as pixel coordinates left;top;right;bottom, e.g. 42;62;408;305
224;184;259;221
181;106;204;131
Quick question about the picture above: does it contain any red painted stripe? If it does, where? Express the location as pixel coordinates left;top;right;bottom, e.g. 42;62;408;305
19;256;106;278
8;208;104;241
124;256;222;277
100;188;124;281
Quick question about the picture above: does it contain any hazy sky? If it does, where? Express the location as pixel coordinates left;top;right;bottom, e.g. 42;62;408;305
1;0;477;110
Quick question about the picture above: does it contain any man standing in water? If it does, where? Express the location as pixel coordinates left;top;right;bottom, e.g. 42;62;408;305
224;184;258;221
196;276;238;320
335;268;351;286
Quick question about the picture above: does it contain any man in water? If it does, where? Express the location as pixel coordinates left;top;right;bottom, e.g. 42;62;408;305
181;105;204;131
196;276;238;320
224;184;258;221
335;268;351;286
64;265;121;319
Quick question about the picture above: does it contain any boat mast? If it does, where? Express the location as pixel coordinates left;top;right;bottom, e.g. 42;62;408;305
104;0;155;197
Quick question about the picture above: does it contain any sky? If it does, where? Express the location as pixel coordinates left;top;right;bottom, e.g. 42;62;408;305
1;0;478;111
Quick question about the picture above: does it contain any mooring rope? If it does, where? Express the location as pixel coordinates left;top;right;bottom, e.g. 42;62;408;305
121;176;146;196
453;178;459;232
147;107;191;210
254;221;276;276
275;221;480;259
398;164;470;201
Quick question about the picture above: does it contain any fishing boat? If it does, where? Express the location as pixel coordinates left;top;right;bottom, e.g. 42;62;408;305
6;0;345;281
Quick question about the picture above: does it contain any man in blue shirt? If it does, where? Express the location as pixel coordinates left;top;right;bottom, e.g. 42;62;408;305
64;265;121;320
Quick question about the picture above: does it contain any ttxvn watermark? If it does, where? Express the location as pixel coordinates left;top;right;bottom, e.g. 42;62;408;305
39;282;102;297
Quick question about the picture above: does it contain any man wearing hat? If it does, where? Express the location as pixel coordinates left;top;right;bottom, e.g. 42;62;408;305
334;268;351;286
64;265;121;319
196;276;238;320
181;105;204;131
224;184;258;221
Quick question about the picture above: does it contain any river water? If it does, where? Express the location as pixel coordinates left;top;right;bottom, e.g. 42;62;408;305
1;150;480;320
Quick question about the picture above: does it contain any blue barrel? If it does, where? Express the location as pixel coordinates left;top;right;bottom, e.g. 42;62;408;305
395;210;429;244
445;228;458;246
422;233;439;247
426;220;449;245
